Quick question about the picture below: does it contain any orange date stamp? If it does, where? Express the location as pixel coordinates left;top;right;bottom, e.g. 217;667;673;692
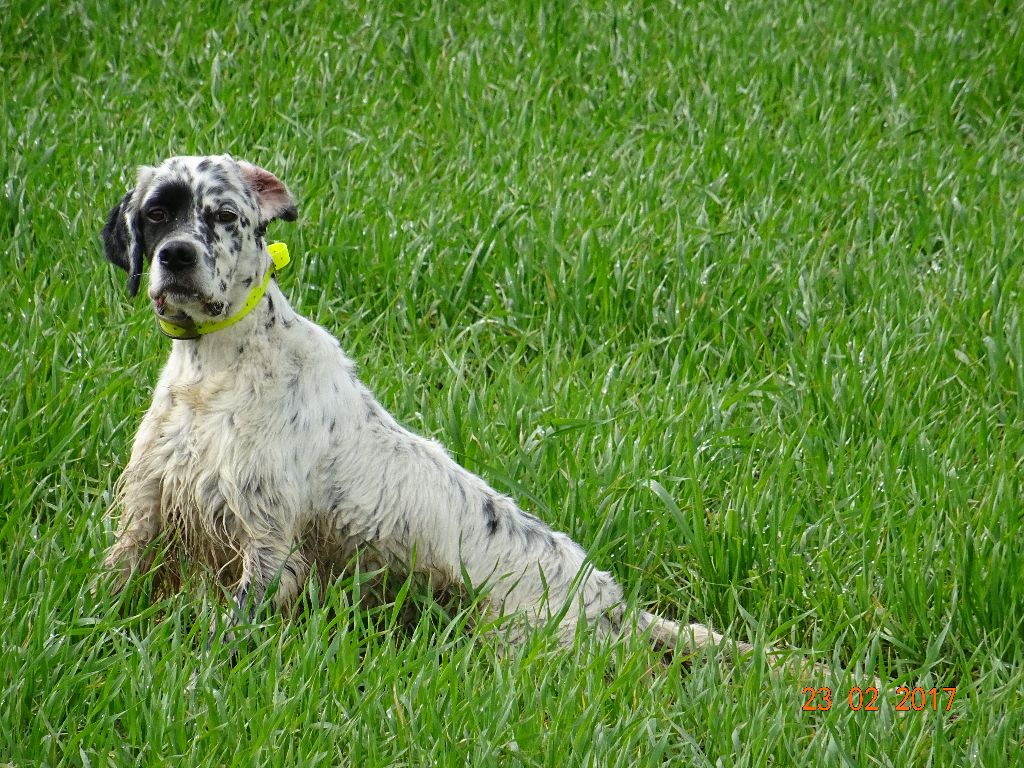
801;686;957;712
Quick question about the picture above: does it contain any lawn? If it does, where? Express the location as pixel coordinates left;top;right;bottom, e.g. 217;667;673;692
1;0;1022;765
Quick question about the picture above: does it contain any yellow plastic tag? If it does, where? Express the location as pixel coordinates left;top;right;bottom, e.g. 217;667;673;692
268;241;290;270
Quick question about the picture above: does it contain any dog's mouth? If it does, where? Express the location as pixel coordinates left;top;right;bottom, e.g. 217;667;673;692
151;290;226;320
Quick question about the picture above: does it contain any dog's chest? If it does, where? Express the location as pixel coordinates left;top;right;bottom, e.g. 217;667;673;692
148;363;314;544
160;371;263;463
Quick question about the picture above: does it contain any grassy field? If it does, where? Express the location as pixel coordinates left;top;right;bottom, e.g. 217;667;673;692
2;0;1023;764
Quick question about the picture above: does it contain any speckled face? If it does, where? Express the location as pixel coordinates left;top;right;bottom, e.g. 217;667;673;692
101;154;297;328
140;156;269;326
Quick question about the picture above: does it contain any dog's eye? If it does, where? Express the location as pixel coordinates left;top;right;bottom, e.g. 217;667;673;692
145;208;168;223
214;209;238;224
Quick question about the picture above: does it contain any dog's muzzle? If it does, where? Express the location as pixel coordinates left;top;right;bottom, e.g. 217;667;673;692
156;242;291;340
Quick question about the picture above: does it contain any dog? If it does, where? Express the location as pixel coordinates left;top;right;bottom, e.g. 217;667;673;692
99;154;752;659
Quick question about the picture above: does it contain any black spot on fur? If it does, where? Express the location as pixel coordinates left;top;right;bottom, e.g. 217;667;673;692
264;295;276;329
196;217;213;246
203;168;230;189
362;392;377;420
510;512;553;551
483;498;500;537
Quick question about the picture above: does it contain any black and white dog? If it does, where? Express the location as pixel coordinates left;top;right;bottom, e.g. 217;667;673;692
100;154;749;657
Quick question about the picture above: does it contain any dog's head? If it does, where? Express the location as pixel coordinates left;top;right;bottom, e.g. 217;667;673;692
102;154;297;328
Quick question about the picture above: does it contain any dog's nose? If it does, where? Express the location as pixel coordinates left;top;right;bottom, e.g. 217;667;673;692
157;241;199;272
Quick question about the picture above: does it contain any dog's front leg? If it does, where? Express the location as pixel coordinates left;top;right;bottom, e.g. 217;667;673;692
102;482;163;595
209;536;307;653
102;407;174;595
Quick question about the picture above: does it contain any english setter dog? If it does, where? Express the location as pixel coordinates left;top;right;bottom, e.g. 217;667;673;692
100;154;751;659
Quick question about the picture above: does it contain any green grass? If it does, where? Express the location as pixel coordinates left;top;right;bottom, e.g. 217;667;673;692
2;0;1023;764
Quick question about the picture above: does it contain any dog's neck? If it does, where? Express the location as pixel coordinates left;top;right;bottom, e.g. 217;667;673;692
167;281;299;373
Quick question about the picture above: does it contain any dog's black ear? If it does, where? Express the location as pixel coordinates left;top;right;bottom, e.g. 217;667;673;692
237;161;299;224
102;189;144;297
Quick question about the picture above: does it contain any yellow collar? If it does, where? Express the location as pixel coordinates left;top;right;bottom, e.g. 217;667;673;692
157;242;290;340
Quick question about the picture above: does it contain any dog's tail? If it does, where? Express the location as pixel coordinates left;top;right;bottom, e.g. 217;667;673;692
635;610;750;655
633;610;838;680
